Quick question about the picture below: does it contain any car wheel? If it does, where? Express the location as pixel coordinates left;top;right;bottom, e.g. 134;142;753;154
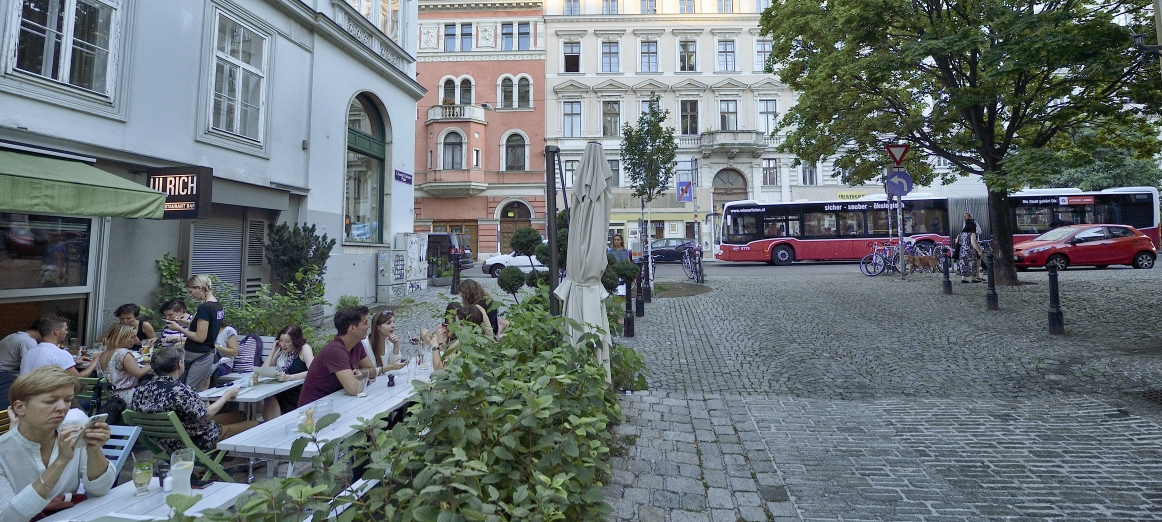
771;245;795;266
1132;251;1155;269
1045;255;1069;272
490;265;504;278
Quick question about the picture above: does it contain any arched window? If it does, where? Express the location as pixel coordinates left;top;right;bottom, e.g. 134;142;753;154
345;94;389;243
442;80;455;104
459;80;473;105
501;78;514;108
517;78;531;108
501;201;532;219
505;134;526;171
443;132;464;169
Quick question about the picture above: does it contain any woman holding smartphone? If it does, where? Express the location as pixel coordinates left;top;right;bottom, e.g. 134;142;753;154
165;275;222;391
0;367;114;521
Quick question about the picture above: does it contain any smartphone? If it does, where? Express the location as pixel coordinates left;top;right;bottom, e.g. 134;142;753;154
73;413;107;449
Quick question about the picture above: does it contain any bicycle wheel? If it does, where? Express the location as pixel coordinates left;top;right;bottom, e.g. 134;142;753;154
682;252;696;279
859;254;877;276
695;253;705;284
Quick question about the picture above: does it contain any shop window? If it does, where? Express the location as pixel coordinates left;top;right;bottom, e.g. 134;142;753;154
0;214;91;290
345;95;387;243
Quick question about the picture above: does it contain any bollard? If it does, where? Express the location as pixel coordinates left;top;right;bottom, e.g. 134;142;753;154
643;262;652;302
985;252;998;310
450;257;461;295
942;248;952;295
635;266;645;317
1047;265;1064;335
624;280;635;337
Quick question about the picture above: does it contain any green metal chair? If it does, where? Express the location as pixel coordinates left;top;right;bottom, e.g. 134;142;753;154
122;409;234;482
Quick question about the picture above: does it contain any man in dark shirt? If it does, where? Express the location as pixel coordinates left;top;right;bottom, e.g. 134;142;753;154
298;306;394;407
131;346;256;452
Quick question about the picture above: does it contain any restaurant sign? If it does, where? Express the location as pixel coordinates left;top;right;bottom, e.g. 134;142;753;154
147;166;213;219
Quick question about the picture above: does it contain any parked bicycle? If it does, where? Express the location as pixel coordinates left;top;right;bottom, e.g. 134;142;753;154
682;243;704;283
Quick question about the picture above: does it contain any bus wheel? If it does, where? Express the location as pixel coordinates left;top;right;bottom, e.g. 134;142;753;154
771;245;795;266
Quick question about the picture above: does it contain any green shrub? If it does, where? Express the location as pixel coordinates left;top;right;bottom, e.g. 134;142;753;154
525;269;550;288
213;267;329;347
611;343;648;391
497;266;526;302
337;295;362;308
265;222;336;291
192;286;622;522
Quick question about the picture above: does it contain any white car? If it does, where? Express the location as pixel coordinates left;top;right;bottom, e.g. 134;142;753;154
482;251;547;277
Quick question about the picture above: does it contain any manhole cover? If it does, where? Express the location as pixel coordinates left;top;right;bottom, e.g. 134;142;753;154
1136;389;1162;406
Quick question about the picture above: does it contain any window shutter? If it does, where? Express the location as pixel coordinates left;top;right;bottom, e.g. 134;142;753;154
191;204;244;296
245;219;267;296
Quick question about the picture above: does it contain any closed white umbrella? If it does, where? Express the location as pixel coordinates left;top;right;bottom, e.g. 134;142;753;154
554;141;614;383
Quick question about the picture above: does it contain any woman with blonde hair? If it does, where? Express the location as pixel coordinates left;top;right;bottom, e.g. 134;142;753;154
96;324;151;403
164;274;222;391
0;367;115;521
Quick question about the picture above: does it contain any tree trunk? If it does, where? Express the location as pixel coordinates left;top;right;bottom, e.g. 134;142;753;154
987;189;1020;286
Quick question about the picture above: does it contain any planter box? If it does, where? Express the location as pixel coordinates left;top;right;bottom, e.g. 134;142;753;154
429;276;452;287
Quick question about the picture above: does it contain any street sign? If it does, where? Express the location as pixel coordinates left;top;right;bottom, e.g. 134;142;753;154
886;144;910;166
885;168;913;197
677;181;693;202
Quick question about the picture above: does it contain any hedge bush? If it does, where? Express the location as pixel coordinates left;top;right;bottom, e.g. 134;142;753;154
191;286;622;522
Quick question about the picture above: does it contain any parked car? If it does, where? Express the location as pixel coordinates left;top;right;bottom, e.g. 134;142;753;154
649;238;696;262
1013;224;1156;271
426;233;474;275
483;251;547;277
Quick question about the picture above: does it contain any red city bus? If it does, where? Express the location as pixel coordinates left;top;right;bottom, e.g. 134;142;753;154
715;187;1160;265
715;195;951;265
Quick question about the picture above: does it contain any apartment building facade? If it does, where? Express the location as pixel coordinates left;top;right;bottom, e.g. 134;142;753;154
414;0;548;259
0;0;422;341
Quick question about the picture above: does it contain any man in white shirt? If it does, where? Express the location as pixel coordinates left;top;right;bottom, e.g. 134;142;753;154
20;315;83;376
0;319;42;409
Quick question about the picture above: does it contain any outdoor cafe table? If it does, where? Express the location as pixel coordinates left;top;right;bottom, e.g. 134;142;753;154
216;365;432;478
40;478;249;521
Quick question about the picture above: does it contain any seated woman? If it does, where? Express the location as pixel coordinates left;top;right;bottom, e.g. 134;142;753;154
0;367;115;522
212;321;241;379
131;346;258;453
424;304;489;371
457;279;497;339
101;303;156;348
364;310;402;368
261;325;315;420
95;324;152;404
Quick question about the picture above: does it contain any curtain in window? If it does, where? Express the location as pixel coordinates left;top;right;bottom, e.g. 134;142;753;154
443;133;464;169
505;135;526;170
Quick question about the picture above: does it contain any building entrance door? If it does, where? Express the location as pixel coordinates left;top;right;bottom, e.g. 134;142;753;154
498;201;532;253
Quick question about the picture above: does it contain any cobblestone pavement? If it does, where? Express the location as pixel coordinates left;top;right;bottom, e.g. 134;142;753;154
602;266;1162;521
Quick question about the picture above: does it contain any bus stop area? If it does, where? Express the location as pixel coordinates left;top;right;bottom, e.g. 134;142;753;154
601;265;1162;521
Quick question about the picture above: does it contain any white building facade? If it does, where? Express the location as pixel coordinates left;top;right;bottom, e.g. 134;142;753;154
0;0;422;343
542;0;984;245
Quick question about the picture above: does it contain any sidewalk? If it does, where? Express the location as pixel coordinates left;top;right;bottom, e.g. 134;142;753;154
605;267;1162;521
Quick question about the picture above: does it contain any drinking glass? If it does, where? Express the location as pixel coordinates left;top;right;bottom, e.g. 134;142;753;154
358;375;369;396
132;462;153;496
170;448;195;497
315;399;333;416
420;349;431;370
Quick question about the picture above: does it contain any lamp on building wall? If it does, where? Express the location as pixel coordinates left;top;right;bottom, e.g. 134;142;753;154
481;102;495;111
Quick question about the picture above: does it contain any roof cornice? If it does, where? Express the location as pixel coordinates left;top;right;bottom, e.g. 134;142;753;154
419;1;544;10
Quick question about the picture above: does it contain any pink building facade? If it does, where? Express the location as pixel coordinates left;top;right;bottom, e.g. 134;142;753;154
414;1;548;259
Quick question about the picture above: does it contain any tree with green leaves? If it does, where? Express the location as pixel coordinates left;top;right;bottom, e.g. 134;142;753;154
1039;123;1162;190
621;92;678;276
265;222;336;291
760;0;1162;284
509;226;544;273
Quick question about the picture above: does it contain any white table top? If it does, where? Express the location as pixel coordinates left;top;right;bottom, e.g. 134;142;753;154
198;375;303;403
217;364;432;459
40;478;249;521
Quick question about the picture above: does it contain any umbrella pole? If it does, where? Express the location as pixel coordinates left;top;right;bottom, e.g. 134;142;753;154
545;145;561;316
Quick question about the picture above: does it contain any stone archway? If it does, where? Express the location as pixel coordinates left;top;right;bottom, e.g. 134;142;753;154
712;168;749;209
498;200;533;253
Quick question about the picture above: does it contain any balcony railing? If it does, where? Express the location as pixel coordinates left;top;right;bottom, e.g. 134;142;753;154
699;130;768;158
678;136;702;148
427;104;486;123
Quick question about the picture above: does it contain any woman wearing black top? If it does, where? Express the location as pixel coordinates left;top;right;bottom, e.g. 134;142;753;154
102;303;156;347
164;274;222;391
458;279;499;337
